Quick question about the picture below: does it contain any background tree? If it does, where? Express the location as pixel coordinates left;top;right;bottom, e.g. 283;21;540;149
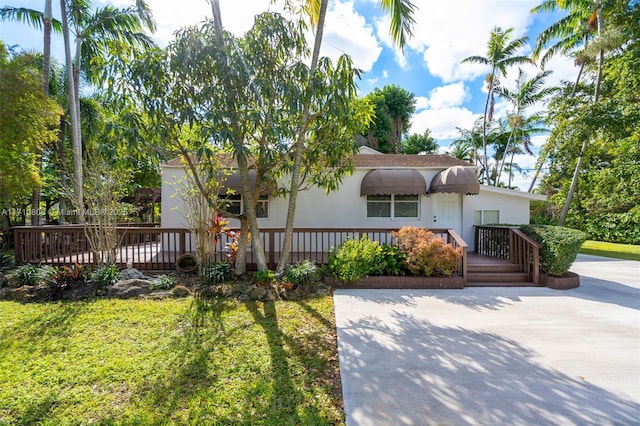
538;0;639;242
401;130;438;154
362;84;416;153
494;68;554;186
462;26;533;184
0;43;61;229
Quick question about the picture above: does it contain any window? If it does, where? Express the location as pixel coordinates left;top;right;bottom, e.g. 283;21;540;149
223;194;268;218
367;194;419;219
474;209;500;225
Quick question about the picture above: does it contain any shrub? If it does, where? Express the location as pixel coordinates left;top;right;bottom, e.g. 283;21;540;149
0;251;14;270
201;262;232;285
14;264;55;286
520;225;586;276
253;270;276;285
392;227;461;276
328;236;384;283
90;264;119;288
50;263;88;288
283;260;318;287
379;243;406;276
153;275;176;291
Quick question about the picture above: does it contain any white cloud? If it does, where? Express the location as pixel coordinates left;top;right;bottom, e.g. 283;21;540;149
382;70;389;79
407;0;538;82
374;15;408;69
320;1;382;72
415;96;429;111
427;82;470;109
410;107;479;140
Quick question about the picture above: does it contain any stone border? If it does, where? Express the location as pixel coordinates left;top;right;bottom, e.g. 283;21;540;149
325;275;464;289
542;271;580;290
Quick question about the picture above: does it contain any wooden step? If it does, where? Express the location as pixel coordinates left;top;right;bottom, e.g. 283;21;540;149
465;281;538;287
467;264;521;273
467;272;530;283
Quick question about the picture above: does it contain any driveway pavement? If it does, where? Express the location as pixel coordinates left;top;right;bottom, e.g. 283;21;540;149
333;255;640;425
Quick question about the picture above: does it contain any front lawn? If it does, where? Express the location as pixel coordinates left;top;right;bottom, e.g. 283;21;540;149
580;240;640;261
0;296;343;425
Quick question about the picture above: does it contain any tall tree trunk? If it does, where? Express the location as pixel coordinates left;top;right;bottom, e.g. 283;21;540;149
60;0;83;221
559;11;604;226
58;116;68;224
277;0;328;273
209;0;268;270
529;60;586;193
481;70;495;184
30;0;54;226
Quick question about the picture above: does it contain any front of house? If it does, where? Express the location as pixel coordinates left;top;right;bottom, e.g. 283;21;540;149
161;147;546;252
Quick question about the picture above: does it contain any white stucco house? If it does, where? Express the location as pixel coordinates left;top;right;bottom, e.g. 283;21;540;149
160;147;546;252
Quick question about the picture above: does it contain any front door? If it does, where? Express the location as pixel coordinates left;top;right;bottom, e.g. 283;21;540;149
431;193;461;232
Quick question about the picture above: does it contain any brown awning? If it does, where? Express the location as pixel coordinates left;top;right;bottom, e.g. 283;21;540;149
429;166;479;195
360;169;427;196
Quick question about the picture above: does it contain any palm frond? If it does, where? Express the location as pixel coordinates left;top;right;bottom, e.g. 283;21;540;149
380;0;417;48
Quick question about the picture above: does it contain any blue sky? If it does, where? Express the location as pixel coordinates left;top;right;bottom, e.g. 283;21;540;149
0;0;575;190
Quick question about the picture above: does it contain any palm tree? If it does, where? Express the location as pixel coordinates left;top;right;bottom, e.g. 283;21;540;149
528;0;602;193
462;27;533;184
494;68;555;186
530;0;607;225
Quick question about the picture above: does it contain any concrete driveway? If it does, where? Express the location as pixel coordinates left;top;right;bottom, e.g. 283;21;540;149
334;255;640;425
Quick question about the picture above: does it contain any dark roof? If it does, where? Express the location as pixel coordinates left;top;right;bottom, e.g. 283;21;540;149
165;153;473;169
354;154;473;168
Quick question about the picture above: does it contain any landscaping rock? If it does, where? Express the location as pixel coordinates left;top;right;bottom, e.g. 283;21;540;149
198;284;234;298
60;281;98;301
249;286;268;300
119;268;151;281
107;279;153;299
0;287;13;300
148;290;174;300
0;272;7;288
12;286;35;303
233;282;253;296
172;285;191;297
33;283;54;301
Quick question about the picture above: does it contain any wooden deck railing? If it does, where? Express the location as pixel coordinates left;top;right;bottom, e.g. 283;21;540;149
474;225;541;284
13;226;467;278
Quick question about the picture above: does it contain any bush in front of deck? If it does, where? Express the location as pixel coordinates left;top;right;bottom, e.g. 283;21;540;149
392;227;461;277
328;237;384;283
520;225;586;276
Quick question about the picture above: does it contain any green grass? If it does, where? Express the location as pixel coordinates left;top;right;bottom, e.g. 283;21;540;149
0;296;344;425
580;240;640;261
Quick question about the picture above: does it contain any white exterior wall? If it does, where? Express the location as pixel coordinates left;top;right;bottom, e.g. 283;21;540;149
462;186;546;250
160;165;545;252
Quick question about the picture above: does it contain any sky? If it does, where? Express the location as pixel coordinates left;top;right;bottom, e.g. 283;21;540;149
0;0;577;190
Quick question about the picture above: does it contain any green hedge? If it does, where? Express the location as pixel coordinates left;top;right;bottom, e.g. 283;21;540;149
520;225;586;276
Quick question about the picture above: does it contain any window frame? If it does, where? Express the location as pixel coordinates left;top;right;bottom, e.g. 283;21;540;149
222;194;269;219
366;194;420;220
474;209;500;225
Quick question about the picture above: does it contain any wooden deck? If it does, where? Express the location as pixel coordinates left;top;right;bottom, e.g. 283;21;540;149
14;225;541;286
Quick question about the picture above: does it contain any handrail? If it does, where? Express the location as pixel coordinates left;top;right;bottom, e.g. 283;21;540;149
13;226;469;274
447;229;468;283
509;228;541;285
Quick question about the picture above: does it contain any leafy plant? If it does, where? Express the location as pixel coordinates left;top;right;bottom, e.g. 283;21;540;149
328;236;384;283
51;263;88;287
283;260;318;287
520;224;586;276
379;243;406;276
253;270;276;285
201;262;233;285
153;275;176;291
392;227;461;276
0;251;14;270
14;264;55;287
90;264;119;288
